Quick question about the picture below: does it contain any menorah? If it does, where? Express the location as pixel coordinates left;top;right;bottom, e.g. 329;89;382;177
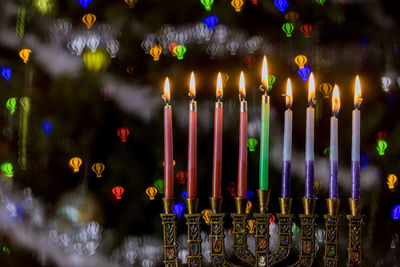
161;193;364;267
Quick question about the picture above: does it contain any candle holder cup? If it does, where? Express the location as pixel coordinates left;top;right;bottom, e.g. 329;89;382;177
347;198;364;267
324;198;341;267
161;198;178;267
185;198;202;266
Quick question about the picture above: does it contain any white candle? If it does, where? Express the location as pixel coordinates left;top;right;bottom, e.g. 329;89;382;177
305;73;316;198
351;110;360;162
329;84;340;199
305;106;314;162
283;79;293;161
330;117;338;162
351;76;362;199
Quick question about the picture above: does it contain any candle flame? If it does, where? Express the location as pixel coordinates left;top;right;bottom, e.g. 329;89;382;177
189;72;196;99
286;78;293;108
332;84;340;116
354;75;362;108
239;71;246;100
261;56;268;91
308;72;315;106
163;77;170;103
216;72;223;100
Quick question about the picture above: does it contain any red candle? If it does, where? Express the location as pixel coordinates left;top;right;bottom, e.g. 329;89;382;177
237;71;248;198
212;73;224;198
163;77;174;199
187;72;197;199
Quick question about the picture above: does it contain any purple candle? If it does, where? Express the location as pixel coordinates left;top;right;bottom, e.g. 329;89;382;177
305;73;315;199
329;85;340;199
351;76;362;199
282;78;293;198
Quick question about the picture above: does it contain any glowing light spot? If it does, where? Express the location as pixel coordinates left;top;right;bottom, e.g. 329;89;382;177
246;219;255;233
360;151;369;169
268;75;276;90
112;186;124;200
227;181;237;197
6;98;17;115
381;77;391;92
314;181;322;195
247;138;258;152
298;66;311;81
2;246;10;255
282;23;294;37
319;83;333;98
246;201;252;214
173;45;187;60
1;67;11;82
168;43;179;57
33;0;55;15
231;0;244;12
323;147;330;155
376;140;388;156
300;24;312;38
69;157;83;173
1;162;13;178
173;202;185;218
182;191;188;199
377;131;387;140
387;174;398;190
117;127;130;142
176;171;187;184
274;0;288;12
41;120;53;136
146;186;158;200
270;214;276;223
294;55;307;69
82;13;96;29
154;178;164;192
78;0;92;8
19;49;31;63
246;190;255;202
201;209;212;224
392;205;400;220
315;0;326;5
202;16;219;30
91;163;105;178
200;0;214;11
124;0;138;8
150;45;162;61
285;11;299;23
83;48;110;73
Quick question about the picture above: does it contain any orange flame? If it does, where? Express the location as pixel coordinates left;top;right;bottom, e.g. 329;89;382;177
189;72;196;99
216;72;223;99
239;71;246;100
163;77;170;103
261;56;268;90
354;75;362;108
286;78;293;108
332;84;340;115
308;73;315;106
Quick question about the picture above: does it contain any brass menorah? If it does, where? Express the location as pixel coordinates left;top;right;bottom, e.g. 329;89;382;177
161;194;364;267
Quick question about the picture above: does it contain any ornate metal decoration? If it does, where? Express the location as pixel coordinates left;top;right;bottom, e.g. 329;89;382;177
347;198;364;267
161;198;178;267
186;198;202;267
324;199;341;267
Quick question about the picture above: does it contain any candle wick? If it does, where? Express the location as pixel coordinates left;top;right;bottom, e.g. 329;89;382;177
259;84;269;95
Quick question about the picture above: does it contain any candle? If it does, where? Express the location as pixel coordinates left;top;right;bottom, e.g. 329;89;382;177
187;72;197;199
259;56;270;190
351;76;362;199
163;77;174;198
282;78;293;198
329;85;340;199
305;73;316;199
212;73;223;198
237;71;248;198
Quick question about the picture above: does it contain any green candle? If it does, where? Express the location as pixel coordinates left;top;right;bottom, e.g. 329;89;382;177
259;56;270;189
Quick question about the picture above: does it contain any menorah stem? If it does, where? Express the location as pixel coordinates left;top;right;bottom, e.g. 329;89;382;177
324;198;341;267
185;198;202;266
231;197;255;266
289;198;317;267
161;198;178;267
268;197;294;266
209;197;234;267
254;189;271;267
347;198;364;267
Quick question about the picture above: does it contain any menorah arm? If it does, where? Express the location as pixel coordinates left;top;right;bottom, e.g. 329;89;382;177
231;212;255;266
268;213;294;266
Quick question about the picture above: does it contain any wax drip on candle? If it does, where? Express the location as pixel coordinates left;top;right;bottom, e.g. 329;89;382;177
354;75;362;109
260;56;270;95
332;84;340;117
162;77;170;105
308;73;316;106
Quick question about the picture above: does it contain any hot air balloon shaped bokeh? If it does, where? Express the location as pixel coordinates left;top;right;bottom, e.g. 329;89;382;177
154;178;164;192
173;202;185;218
182;191;188;199
78;0;92;8
168;43;179;56
227;181;237;196
117;127;130;142
319;83;333;98
295;55;307;69
247;138;258;152
282;23;294;37
91;163;105;178
387;174;398;190
6;98;17;115
173;45;187;60
1;162;13;178
314;181;322;195
146;186;158;200
300;24;312;38
200;0;214;11
82;13;96;29
377;131;387;140
1;67;11;82
376;140;387;156
41;120;53;136
285;11;299;23
124;0;138;9
19;49;31;63
83;48;110;73
268;74;276;90
112;186;124;200
298;66;311;81
201;209;212;224
274;0;288;13
381;76;391;92
231;0;244;12
246;201;252;214
246;219;255;233
150;45;162;61
69;157;82;173
176;171;187;184
202;16;218;30
392;204;400;220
